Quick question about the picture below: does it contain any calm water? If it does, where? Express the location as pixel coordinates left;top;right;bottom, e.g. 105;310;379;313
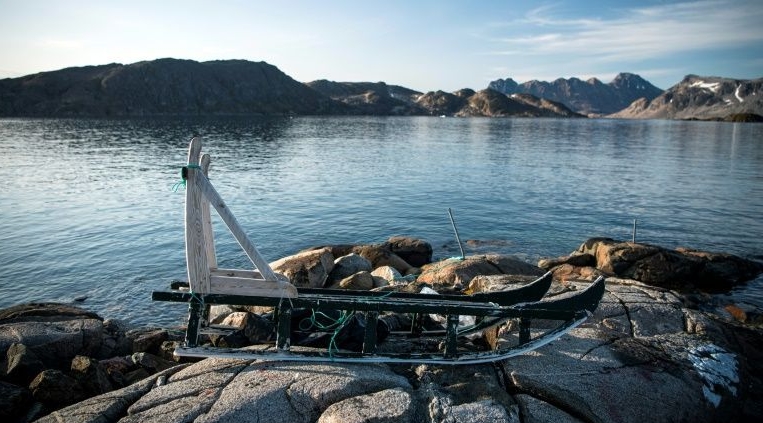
1;117;762;326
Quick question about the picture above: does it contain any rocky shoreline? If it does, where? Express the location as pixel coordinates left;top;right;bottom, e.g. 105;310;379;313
2;237;762;423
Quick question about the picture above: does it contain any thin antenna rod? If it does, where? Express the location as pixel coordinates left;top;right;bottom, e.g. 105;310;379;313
632;218;637;243
448;208;466;259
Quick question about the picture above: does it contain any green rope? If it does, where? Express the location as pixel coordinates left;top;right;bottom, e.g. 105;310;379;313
301;290;403;358
171;164;203;192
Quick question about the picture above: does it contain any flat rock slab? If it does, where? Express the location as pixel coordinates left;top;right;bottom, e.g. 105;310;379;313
121;358;411;423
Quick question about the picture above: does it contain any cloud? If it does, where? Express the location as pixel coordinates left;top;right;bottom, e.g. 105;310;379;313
486;0;763;63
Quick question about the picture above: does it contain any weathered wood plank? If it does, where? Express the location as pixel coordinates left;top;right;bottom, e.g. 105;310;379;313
211;268;264;279
200;153;217;270
184;136;211;294
210;275;297;298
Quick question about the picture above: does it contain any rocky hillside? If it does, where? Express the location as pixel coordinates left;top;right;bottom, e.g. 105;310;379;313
452;89;583;118
307;80;582;118
0;58;588;118
609;75;763;121
306;80;425;115
0;59;344;116
489;73;663;116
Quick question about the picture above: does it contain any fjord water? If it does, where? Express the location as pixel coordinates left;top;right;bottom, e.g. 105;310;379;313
1;117;762;326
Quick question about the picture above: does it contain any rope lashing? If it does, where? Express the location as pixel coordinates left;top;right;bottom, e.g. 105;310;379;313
171;164;203;192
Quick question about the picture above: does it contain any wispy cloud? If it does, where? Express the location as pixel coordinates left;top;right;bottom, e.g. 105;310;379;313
486;0;763;62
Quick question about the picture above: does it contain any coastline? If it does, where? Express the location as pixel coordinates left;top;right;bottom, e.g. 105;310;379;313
2;237;762;422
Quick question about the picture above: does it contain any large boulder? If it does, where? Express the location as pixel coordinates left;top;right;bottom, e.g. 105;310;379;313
494;278;754;422
417;255;543;290
334;271;375;290
383;236;433;267
71;355;114;397
29;369;88;408
5;342;46;386
317;387;415;423
120;359;412;422
570;238;763;290
350;245;413;274
328;253;373;284
0;304;104;370
270;247;335;288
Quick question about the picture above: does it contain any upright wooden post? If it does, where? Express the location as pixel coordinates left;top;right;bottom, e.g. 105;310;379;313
185;137;211;294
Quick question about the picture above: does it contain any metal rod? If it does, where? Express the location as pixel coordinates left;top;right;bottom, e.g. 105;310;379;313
632;218;637;243
448;208;466;259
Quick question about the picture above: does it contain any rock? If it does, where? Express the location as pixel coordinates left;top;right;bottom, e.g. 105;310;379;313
126;328;168;354
121;359;411;423
494;280;747;422
0;380;32;422
575;238;763;291
538;253;595;270
371;265;404;284
5;342;46;386
29;369;87;407
270;247;335;288
71;355;113;396
351;245;413;274
124;368;152;386
515;394;583;423
448;399;516;423
0;303;101;323
99;355;134;375
33;364;187;423
414;363;515;410
131;352;178;374
372;275;390;288
317;387;414;423
99;318;133;358
335;271;375;290
677;247;763;285
158;341;181;362
210;312;275;347
208;304;239;323
547;264;604;282
466;274;541;295
384;236;433;267
0;315;103;370
417;255;543;289
329;253;373;283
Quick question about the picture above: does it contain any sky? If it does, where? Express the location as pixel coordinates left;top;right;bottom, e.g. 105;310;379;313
0;0;761;92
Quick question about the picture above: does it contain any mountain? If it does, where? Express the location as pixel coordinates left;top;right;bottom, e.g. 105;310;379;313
0;58;585;118
609;75;763;121
452;90;583;118
304;81;582;118
0;58;343;116
488;73;663;115
305;80;425;115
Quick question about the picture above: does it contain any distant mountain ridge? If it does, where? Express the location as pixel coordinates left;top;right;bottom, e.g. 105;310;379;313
0;58;760;120
488;73;664;115
609;75;763;121
307;80;583;118
0;58;583;118
0;58;342;116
